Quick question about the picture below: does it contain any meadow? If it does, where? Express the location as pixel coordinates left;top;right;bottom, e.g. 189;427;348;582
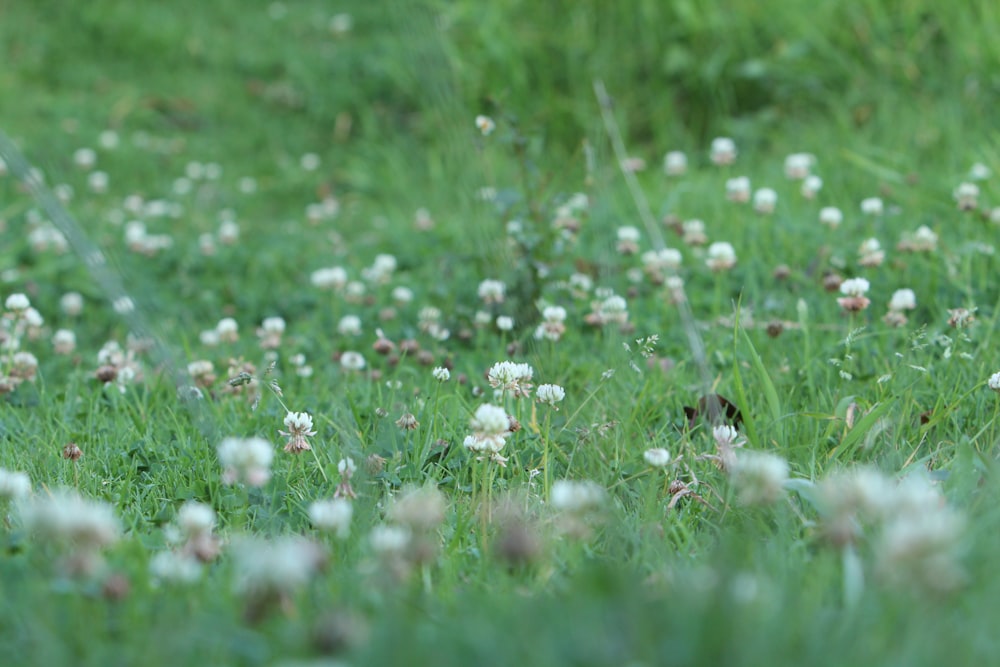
3;1;1000;665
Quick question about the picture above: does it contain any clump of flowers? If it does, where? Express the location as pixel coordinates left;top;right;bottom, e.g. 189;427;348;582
641;247;682;283
279;411;317;453
837;277;871;313
586;293;629;328
898;225;937;253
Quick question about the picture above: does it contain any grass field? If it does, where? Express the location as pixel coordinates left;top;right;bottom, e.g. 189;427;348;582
3;1;1000;665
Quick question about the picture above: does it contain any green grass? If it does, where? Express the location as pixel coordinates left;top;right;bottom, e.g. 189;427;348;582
2;1;1000;665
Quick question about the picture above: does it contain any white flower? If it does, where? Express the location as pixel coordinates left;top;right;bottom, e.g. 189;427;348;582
231;535;326;595
643;447;671;468
300;153;321;171
370;524;411;555
309;498;353;538
477;279;506;304
728;451;789;505
801;175;823;198
340;351;366;371
860;197;884;216
551;480;606;512
60;292;84;316
311;266;348;290
0;468;31;500
784;153;813;179
496;315;514;331
5;293;29;312
432;366;450;382
176;501;216;538
392;286;414;303
52;329;76;354
218;437;274;487
710;137;737;165
74;148;97;170
475;115;496;136
599;295;628;324
840;277;870;297
337;314;363;336
467;404;510;454
725;176;751;202
487;361;533;396
216;317;239;342
150;551;203;583
752;187;777;214
338;457;357;477
663;151;687;175
706;241;737;271
888;288;916;312
954;182;979;210
712;424;743;449
988;371;1000;392
19;489;120;548
536;384;565;407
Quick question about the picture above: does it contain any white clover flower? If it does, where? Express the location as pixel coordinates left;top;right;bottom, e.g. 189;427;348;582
969;163;991;181
280;411;316;454
911;225;938;251
392;286;414;304
681;219;707;245
176;501;216;538
706;241;737;271
599;295;628;324
218;220;240;245
543;305;567;322
617;226;640;242
710;137;737;165
432;366;450;382
340;351;366;371
309;498;353;538
73;147;97;170
551;480;606;512
467;404;510;454
387;485;447;531
784;153;813;179
536;384;565;407
712;424;742;449
300;153;321;171
840;277;870;297
337;314;363;336
216;317;239;342
487;361;533;396
643;447;671;468
818;207;843;228
888;288;916;312
663;150;687;176
0;468;31;500
60;292;83;317
19;489;121;548
496;315;514;331
150;551;203;583
231;535;326;595
218;437;274;487
370;524;412;555
728;450;789;505
477;279;506;304
989;371;1000;392
752;187;777;214
860;197;884;216
954;182;979;210
311;266;348;290
5;293;29;312
338;457;357;477
801;175;823;198
475;115;496;136
52;329;76;355
725;176;751;202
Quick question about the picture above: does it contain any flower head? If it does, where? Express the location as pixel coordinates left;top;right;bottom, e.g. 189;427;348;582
837;277;872;312
643;447;671;468
710;137;737;165
279;411;317;454
309;498;353;538
218;437;274;486
706;241;737;271
728;450;789;505
487;360;534;397
536;384;566;408
466;403;510;455
475;115;495;136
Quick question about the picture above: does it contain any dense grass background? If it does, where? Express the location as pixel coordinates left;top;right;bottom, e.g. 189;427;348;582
3;1;1000;665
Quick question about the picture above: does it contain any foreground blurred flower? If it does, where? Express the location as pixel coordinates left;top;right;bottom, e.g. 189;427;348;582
309;498;353;538
232;535;327;621
218;437;274;486
19;489;120;576
987;371;1000;392
728;450;789;506
0;468;31;501
663;150;687;175
465;403;510;461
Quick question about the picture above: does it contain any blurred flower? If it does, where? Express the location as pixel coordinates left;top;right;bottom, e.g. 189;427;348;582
309;498;353;538
860;197;884;216
954;182;979;210
475;115;495;136
643;447;671;468
752;187;777;214
706;241;737;271
218;437;274;486
819;207;843;228
710;137;737;165
663;150;687;176
725;176;751;203
728;450;789;506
